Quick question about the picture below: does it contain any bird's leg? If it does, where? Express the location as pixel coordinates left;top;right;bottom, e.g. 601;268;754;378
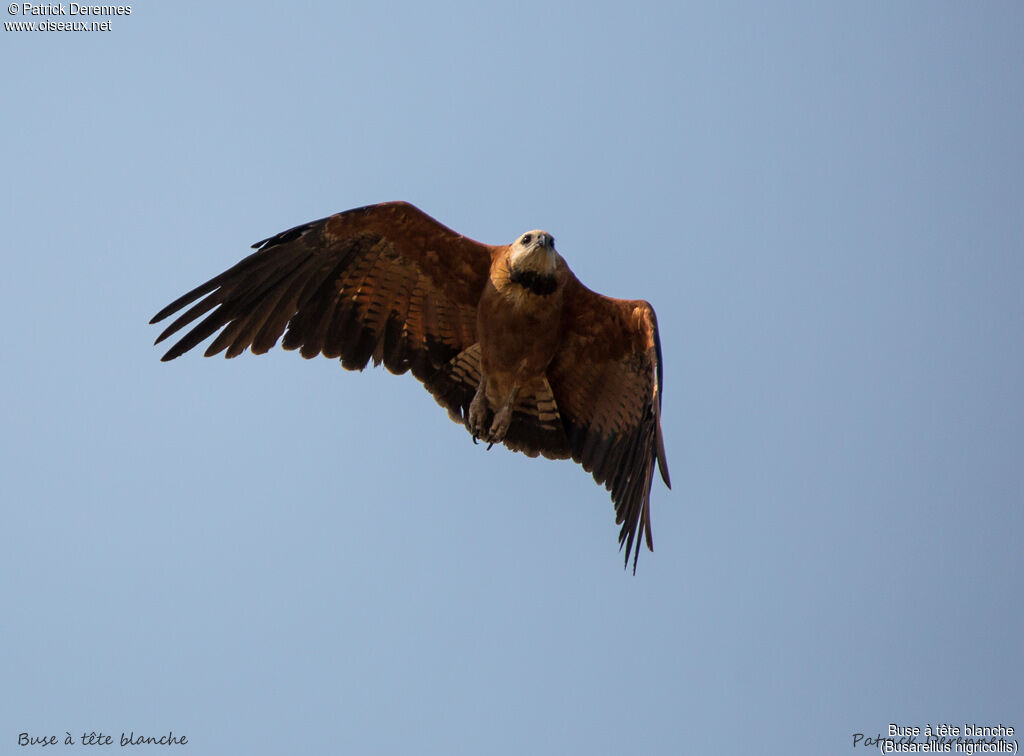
468;377;490;442
486;386;520;448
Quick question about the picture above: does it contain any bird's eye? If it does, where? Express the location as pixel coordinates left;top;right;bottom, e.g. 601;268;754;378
522;234;532;245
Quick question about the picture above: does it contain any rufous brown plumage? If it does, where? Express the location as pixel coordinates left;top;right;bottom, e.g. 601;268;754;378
151;202;670;571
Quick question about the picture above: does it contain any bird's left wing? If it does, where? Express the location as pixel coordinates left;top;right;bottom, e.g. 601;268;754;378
151;202;494;387
545;277;671;572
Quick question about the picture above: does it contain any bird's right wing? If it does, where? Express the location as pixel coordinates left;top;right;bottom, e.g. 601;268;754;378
151;202;495;390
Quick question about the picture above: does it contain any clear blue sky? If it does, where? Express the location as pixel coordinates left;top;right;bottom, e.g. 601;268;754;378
3;2;1021;754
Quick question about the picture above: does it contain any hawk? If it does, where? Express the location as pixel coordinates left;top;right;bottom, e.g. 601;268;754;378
151;202;671;570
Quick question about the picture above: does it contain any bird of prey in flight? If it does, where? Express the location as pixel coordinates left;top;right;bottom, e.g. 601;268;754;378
151;202;670;571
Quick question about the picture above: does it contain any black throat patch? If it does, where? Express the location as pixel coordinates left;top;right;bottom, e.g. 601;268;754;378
509;268;558;296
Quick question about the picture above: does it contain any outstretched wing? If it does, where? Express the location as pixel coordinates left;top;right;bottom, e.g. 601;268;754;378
546;278;671;572
151;202;494;394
